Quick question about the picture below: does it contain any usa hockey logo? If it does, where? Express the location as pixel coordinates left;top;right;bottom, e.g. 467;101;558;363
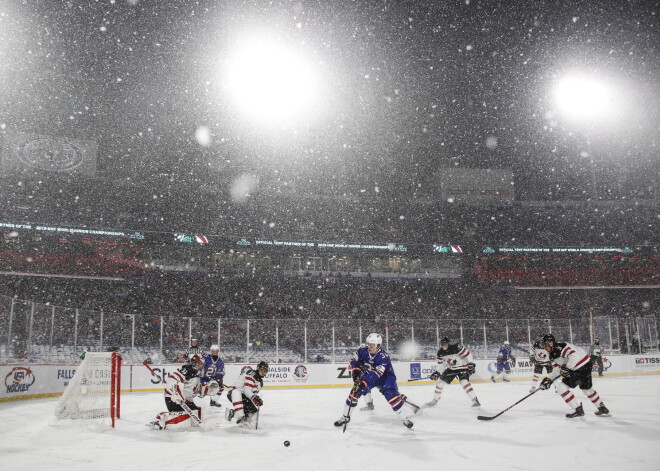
293;365;309;382
4;367;36;393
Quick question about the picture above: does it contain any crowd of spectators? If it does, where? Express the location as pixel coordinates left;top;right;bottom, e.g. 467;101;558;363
1;175;657;247
1;272;656;322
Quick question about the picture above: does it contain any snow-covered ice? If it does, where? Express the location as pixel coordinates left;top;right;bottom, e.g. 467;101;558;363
1;376;659;471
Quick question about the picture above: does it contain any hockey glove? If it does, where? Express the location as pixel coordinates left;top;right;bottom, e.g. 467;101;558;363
539;377;553;390
351;368;362;384
509;357;516;366
351;380;367;398
252;395;263;407
560;366;573;379
429;371;441;381
466;363;476;375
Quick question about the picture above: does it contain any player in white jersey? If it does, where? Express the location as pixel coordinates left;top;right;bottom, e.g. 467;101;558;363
426;337;480;408
529;336;553;392
148;354;220;430
538;334;611;418
225;361;268;427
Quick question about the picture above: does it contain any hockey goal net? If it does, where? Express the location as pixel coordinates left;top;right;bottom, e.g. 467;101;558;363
55;352;122;427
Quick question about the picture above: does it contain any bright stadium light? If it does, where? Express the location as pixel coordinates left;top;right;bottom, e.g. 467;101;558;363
221;35;319;126
553;75;617;123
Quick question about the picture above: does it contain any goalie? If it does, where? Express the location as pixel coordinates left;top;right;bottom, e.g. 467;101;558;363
148;355;219;430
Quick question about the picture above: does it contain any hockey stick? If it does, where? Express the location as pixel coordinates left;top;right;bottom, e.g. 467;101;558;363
477;379;555;421
342;384;361;433
180;400;203;427
407;376;432;382
404;398;422;414
143;361;157;377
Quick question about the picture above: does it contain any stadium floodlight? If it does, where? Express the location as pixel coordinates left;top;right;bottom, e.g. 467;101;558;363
553;75;617;124
221;35;319;126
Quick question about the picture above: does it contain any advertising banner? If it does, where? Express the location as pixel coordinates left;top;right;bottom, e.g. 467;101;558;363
1;355;658;402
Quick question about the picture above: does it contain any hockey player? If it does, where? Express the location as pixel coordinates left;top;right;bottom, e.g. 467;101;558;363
201;344;225;407
589;338;604;377
334;333;415;429
529;336;553;392
426;337;481;408
538;333;611;418
149;354;219;430
491;340;515;383
225;361;268;427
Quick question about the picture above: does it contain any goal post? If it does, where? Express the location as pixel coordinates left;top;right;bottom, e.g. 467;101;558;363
55;352;122;427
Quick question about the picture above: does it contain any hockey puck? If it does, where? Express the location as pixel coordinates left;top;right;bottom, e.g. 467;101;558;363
284;441;290;447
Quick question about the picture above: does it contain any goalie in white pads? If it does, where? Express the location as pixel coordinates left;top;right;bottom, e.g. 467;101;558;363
225;361;268;427
426;337;481;408
537;334;611;418
149;354;219;430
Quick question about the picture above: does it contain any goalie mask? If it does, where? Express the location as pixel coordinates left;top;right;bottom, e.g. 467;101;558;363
189;354;204;370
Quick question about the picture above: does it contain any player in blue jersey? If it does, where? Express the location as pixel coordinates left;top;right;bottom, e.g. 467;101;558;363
200;345;225;407
491;340;516;383
334;333;415;429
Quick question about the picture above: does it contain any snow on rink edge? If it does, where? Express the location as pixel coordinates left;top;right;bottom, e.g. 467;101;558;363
1;375;659;471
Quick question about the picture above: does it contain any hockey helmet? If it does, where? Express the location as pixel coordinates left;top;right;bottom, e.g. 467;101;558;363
256;360;269;374
190;338;198;344
189;354;204;369
366;333;383;347
504;340;510;346
210;344;220;354
541;333;555;347
440;337;450;345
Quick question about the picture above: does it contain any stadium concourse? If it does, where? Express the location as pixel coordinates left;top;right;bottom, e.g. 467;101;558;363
1;375;659;471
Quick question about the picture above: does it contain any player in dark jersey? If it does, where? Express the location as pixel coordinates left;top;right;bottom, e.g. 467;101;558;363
201;344;225;407
426;337;481;408
334;333;415;429
538;334;611;418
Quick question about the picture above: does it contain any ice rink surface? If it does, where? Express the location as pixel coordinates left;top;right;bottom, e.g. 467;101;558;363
1;375;659;471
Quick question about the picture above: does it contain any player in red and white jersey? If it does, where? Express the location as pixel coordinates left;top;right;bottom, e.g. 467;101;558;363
149;354;220;430
537;334;611;418
425;337;480;408
529;336;554;392
224;361;268;427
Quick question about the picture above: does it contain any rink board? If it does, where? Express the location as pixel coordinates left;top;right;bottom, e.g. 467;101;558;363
2;354;659;402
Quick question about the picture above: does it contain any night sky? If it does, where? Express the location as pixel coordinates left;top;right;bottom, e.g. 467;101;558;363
0;0;657;199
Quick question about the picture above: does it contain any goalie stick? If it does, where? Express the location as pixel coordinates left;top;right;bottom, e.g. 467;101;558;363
477;378;555;421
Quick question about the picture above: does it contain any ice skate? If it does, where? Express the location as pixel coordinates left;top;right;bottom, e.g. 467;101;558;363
490;375;496;383
594;404;610;417
360;401;374;411
424;398;439;408
224;408;235;421
566;404;584;418
334;415;350;427
402;419;413;429
471;398;481;408
503;378;510;382
236;416;249;427
210;400;222;408
529;387;536;393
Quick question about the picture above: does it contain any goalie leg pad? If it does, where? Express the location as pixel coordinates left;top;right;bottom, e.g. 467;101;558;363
160;411;200;429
